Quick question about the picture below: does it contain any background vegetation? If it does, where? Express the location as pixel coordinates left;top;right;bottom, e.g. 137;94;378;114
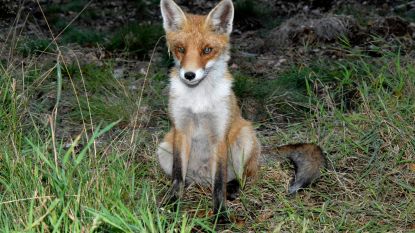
0;0;414;232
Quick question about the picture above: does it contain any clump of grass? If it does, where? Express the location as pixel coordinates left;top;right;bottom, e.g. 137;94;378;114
18;39;55;56
46;0;88;14
60;27;104;46
76;95;136;125
334;3;377;27
46;7;103;46
234;51;405;122
233;0;274;29
134;0;159;18
68;63;115;94
233;63;345;120
234;67;311;100
107;24;163;56
233;71;310;120
46;15;104;46
61;62;131;124
234;0;269;20
47;5;99;22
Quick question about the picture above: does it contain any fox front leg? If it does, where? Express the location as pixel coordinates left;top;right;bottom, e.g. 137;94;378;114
212;142;229;222
165;129;186;206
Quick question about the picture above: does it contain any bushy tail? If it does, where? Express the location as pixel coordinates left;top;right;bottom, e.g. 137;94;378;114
275;143;326;195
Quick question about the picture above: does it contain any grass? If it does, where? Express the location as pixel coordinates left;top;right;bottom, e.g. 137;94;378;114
18;39;55;57
2;41;414;231
107;24;164;56
61;27;104;46
43;1;163;52
46;0;89;14
0;54;213;231
233;0;275;28
1;3;415;232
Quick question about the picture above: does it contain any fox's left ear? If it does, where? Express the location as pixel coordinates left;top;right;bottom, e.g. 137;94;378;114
206;0;234;35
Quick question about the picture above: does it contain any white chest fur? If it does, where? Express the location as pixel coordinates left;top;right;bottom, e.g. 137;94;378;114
169;69;232;184
169;72;232;139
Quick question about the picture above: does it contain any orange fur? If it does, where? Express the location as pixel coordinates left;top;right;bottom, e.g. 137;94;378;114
166;14;229;71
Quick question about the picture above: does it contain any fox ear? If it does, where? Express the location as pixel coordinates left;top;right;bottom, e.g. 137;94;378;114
206;0;234;35
160;0;187;32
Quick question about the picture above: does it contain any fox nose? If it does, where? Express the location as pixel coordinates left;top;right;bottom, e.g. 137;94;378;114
184;72;196;81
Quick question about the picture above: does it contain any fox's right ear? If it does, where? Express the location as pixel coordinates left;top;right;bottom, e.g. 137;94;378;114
160;0;187;32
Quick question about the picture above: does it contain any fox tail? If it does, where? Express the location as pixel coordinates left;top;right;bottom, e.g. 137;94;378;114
275;143;326;195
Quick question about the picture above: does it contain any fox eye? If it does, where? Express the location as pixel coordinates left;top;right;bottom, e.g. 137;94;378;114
177;47;185;53
203;47;212;55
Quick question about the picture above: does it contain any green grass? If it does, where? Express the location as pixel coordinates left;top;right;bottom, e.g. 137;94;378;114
234;58;363;121
0;123;213;231
46;0;89;14
107;24;164;56
61;27;104;46
0;45;415;232
0;56;213;231
334;3;378;27
44;1;163;53
1;25;414;233
18;39;56;57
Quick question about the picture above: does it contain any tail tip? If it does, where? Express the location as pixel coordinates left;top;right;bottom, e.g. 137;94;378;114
287;178;311;195
287;185;300;196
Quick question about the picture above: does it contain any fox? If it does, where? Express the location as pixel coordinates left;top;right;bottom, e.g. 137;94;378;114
157;0;326;219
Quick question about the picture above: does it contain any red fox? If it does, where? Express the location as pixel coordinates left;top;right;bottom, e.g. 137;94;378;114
157;0;326;218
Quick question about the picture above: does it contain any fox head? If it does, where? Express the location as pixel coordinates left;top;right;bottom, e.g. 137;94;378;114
160;0;234;86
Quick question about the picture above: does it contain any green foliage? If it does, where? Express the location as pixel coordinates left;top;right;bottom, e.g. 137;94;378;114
46;2;103;46
234;0;269;19
235;52;413;116
46;0;88;14
134;0;158;17
234;67;315;120
18;39;55;56
61;27;104;46
45;1;163;51
63;63;134;124
70;63;115;94
234;0;276;29
334;4;376;26
234;68;310;100
76;94;135;125
46;15;104;46
395;8;415;22
107;24;164;56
